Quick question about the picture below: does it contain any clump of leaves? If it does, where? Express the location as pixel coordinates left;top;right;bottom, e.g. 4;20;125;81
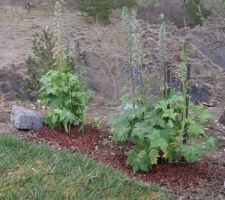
38;70;89;133
109;94;215;173
109;16;215;172
91;117;102;129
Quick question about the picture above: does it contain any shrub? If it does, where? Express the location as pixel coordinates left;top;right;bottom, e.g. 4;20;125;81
185;0;203;26
79;0;152;23
109;92;215;173
114;0;137;8
38;1;89;133
79;0;160;23
79;0;114;23
38;70;89;133
26;29;56;93
115;0;158;8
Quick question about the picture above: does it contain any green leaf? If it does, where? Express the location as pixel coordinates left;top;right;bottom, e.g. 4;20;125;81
180;144;204;163
163;147;176;163
167;120;174;128
155;100;168;111
149;149;159;165
146;129;168;152
187;119;204;137
156;119;167;128
159;128;172;141
112;127;131;142
131;122;151;140
162;108;177;120
126;149;149;173
191;104;212;123
38;69;88;133
204;137;216;149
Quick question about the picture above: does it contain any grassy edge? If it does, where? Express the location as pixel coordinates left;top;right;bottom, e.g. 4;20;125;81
0;134;176;200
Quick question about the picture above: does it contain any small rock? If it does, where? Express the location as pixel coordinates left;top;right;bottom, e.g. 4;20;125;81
118;103;136;113
31;24;40;29
10;105;43;130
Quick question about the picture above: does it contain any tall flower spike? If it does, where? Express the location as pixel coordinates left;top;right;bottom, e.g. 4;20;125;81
121;7;146;105
159;20;166;63
54;1;65;69
159;18;169;98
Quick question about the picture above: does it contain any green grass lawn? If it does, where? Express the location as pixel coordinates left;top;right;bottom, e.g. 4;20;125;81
0;134;175;200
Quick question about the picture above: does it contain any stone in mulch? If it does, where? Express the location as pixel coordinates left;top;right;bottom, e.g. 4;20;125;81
10;105;43;130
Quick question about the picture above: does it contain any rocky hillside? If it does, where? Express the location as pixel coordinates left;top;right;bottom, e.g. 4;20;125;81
0;4;225;112
0;0;78;8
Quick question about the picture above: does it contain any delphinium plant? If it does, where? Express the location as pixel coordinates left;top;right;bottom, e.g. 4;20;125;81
159;17;168;98
38;1;89;133
109;11;216;173
121;7;147;107
26;3;75;99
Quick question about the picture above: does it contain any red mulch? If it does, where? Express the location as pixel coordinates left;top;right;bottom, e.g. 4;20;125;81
30;124;222;193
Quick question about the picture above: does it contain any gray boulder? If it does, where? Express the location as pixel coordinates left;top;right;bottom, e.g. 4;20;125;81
10;106;43;130
118;103;136;113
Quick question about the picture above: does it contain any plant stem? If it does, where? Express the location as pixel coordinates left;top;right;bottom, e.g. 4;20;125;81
184;63;191;144
180;48;189;144
129;54;136;107
159;20;168;99
166;62;171;98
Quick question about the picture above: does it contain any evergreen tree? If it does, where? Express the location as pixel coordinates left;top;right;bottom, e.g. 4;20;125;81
79;0;114;23
185;0;203;26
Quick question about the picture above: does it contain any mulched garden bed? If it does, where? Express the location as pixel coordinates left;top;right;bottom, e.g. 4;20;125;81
27;123;225;200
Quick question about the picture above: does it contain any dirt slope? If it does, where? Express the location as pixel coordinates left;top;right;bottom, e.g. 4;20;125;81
0;6;225;111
